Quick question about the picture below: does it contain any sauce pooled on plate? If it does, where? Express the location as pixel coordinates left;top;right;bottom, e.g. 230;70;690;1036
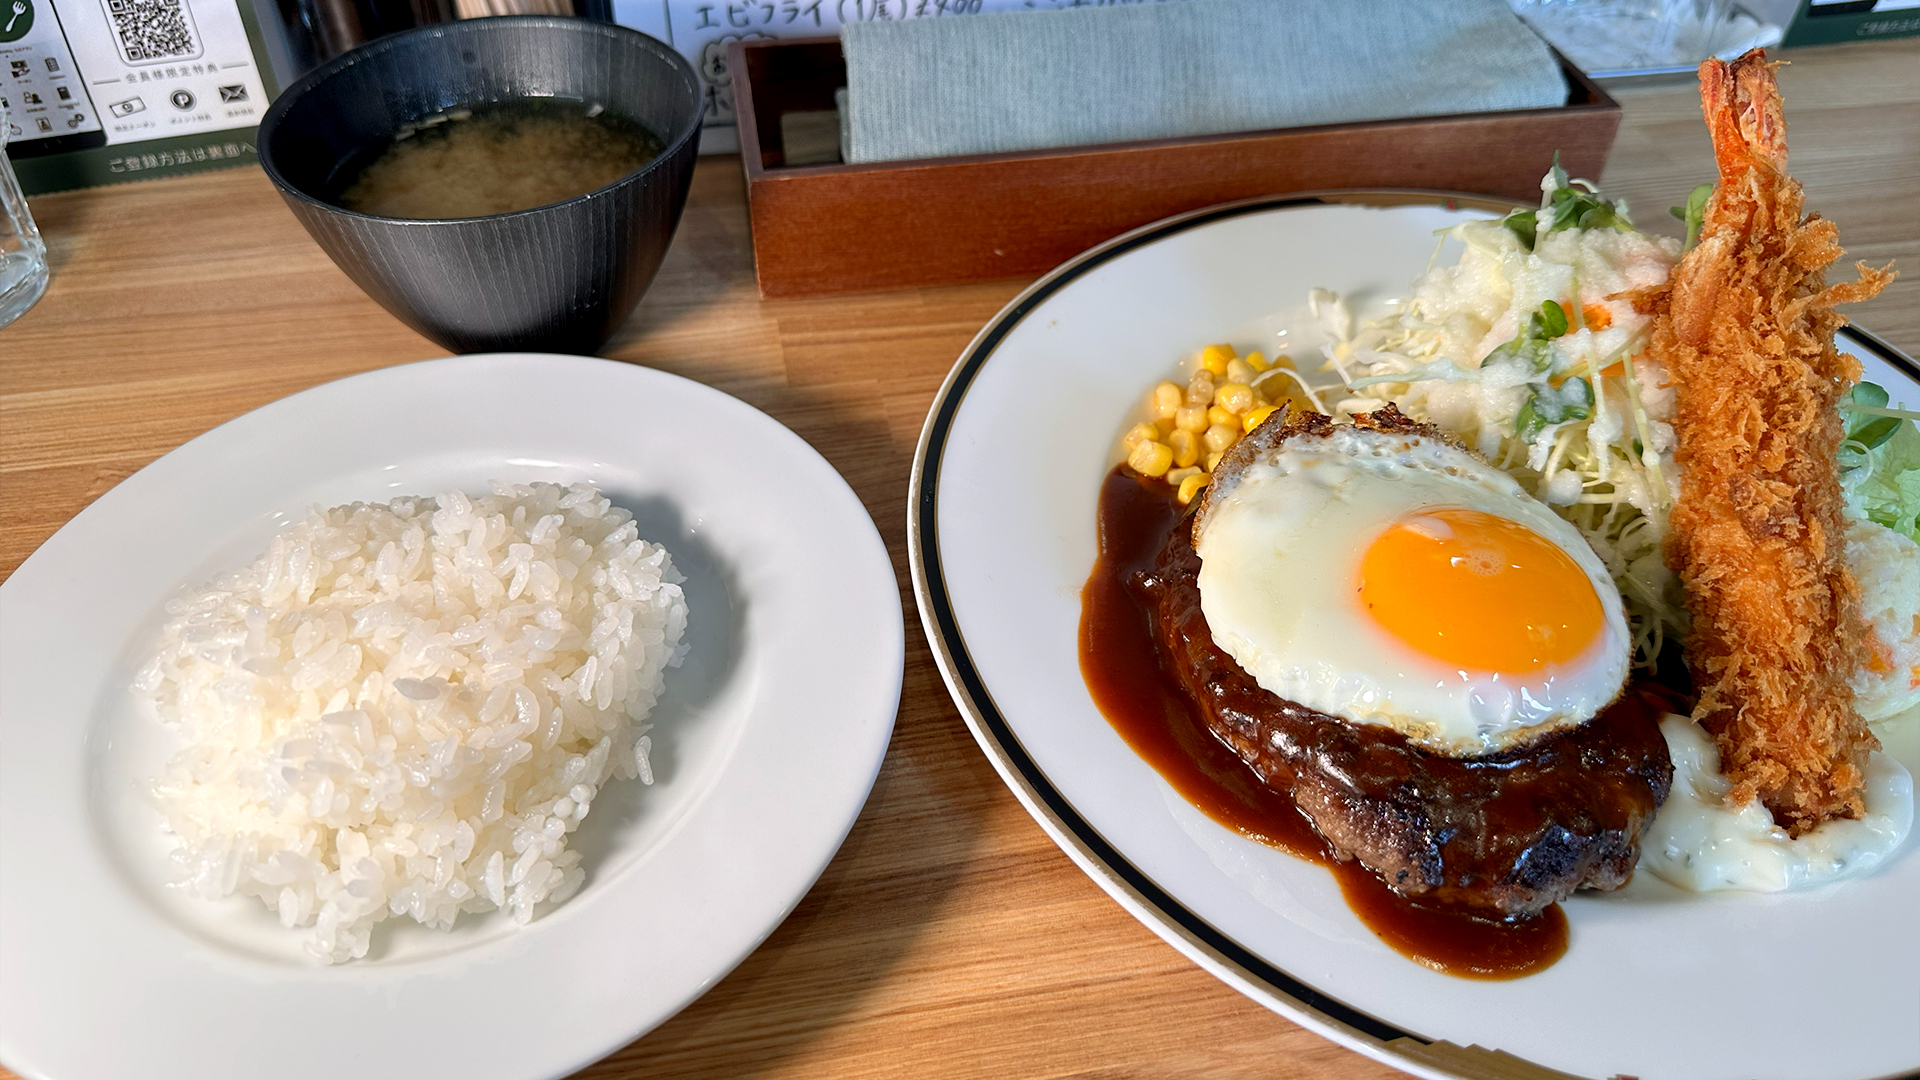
1081;465;1575;979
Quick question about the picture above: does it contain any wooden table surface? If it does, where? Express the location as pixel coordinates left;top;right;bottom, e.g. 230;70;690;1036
3;39;1915;1080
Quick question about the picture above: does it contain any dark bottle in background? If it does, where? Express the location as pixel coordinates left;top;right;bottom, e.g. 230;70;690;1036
258;0;612;84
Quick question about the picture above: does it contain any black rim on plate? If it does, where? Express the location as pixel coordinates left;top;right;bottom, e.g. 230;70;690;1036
906;190;1920;1080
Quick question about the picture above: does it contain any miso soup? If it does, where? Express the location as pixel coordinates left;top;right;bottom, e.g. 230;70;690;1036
335;99;664;219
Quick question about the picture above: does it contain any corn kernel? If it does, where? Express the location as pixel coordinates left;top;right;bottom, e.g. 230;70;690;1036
1152;381;1184;419
1123;422;1159;449
1186;371;1215;406
1243;404;1280;433
1128;439;1174;478
1205;451;1223;473
1174;404;1209;433
1225;359;1258;385
1177;472;1210;505
1166;465;1202;486
1168;428;1201;467
1207;404;1236;428
1245;350;1270;372
1215;382;1256;415
1204;423;1238;454
1255;368;1316;414
1200;343;1236;375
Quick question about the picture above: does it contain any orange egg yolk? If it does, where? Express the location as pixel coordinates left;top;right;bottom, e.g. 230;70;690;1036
1357;508;1604;674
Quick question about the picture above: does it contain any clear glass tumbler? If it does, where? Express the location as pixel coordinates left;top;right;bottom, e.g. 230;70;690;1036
1;100;51;329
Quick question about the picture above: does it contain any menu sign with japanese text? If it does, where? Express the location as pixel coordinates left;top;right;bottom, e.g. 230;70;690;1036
2;0;274;193
612;0;1148;154
5;0;1178;189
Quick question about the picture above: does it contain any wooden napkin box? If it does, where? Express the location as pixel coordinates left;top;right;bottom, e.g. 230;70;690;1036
731;38;1620;299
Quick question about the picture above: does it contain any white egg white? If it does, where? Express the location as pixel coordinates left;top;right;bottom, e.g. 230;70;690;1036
1193;424;1631;756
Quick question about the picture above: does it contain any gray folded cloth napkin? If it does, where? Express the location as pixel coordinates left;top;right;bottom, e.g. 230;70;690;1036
841;0;1568;165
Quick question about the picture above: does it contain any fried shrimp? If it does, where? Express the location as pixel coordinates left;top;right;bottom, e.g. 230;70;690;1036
1635;51;1895;835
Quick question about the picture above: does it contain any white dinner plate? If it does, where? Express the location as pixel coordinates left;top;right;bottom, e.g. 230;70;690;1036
909;195;1920;1080
0;354;904;1080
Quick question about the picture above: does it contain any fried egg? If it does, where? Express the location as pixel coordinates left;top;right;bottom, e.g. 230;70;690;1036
1192;422;1631;755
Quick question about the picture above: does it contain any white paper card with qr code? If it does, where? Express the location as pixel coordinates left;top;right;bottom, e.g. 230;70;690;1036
54;0;266;144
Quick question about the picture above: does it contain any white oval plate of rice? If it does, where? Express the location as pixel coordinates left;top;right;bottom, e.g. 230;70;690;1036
0;354;904;1080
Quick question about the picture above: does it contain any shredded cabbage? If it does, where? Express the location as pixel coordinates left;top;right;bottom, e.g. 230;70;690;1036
1320;169;1688;670
1841;383;1920;542
1292;169;1919;673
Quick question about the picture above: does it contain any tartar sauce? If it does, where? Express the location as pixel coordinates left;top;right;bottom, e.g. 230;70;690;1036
1639;715;1914;892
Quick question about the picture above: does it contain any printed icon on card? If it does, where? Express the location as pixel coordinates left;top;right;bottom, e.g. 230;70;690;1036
109;95;145;117
168;87;193;110
216;84;245;102
1;0;34;44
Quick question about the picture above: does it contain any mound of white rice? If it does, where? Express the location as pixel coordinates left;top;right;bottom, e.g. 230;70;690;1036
134;481;688;962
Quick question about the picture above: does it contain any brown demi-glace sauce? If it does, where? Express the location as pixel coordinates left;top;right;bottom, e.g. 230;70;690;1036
1079;466;1568;979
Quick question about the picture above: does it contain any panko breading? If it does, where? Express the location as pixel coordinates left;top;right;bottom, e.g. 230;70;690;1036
1636;51;1895;835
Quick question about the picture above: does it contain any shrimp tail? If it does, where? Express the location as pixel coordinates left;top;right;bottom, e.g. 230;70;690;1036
1702;49;1787;184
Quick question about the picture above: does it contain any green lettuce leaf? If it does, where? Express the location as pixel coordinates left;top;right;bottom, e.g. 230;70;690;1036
1844;414;1920;542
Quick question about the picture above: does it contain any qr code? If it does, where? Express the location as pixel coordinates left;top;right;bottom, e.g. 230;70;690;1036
101;0;203;65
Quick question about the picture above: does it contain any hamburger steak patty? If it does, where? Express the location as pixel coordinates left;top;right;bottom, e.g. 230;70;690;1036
1147;407;1674;917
